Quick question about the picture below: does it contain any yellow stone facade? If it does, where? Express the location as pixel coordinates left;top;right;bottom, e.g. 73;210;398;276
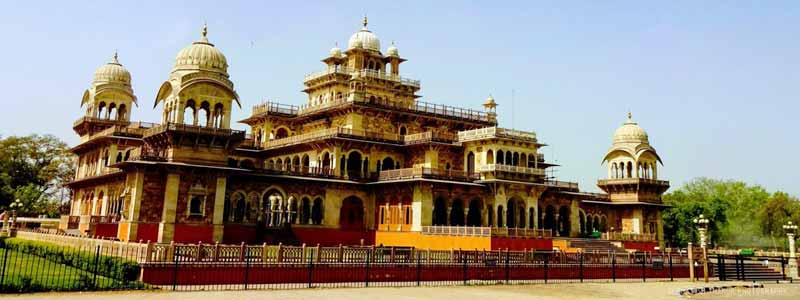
62;19;669;249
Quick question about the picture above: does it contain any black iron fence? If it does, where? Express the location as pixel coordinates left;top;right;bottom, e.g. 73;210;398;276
713;254;791;283
140;249;699;291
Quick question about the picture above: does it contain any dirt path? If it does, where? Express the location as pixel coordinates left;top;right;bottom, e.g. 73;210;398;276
0;281;773;300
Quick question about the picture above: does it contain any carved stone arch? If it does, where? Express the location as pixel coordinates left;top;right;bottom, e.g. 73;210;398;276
154;81;174;108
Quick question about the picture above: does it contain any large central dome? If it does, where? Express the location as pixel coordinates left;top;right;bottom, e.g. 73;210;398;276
173;24;229;76
347;17;380;51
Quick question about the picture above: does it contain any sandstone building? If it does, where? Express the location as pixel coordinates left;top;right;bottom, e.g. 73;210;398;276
62;20;670;251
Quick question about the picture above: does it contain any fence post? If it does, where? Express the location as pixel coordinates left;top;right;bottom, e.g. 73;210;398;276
172;246;179;291
365;247;372;287
504;248;510;284
780;255;786;281
307;248;314;288
641;252;646;282
244;250;251;290
416;251;421;286
716;254;725;281
544;251;549;284
668;253;674;281
740;255;746;281
611;253;616;283
579;252;584;283
463;250;468;285
93;244;101;290
0;242;8;287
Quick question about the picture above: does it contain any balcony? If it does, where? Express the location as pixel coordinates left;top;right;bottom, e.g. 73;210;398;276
142;123;246;140
378;167;478;182
597;178;670;186
403;131;457;145
478;164;545;176
421;226;553;238
262;127;403;150
457;127;537;143
89;215;121;224
544;180;579;190
303;67;421;88
72;116;129;128
258;163;339;179
602;232;657;242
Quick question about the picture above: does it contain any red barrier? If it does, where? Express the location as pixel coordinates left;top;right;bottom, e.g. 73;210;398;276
140;262;701;285
622;241;660;252
93;223;118;238
293;228;375;246
136;223;159;242
490;237;552;250
174;224;214;244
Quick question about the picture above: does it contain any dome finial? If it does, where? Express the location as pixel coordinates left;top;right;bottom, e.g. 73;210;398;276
627;111;632;120
202;22;208;38
112;49;119;64
363;15;368;29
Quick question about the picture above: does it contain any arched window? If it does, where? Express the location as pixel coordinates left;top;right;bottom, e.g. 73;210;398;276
544;205;555;231
486;150;494;164
433;197;447;226
506;199;517;228
346;152;363;178
627;161;633;178
115;152;122;163
97;102;106;119
189;196;203;215
528;207;535;229
311;197;324;225
467;199;482;226
339;196;364;230
466;152;475;175
496;205;504;228
301;197;311;224
449;199;464;226
213;103;224;128
117;104;127;120
558;206;570;237
579;211;586;235
496;150;504;165
184;99;196;125
108;103;117;120
198;101;210;127
512;152;519;166
399;126;407;135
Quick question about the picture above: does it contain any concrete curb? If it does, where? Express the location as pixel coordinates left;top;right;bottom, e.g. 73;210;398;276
677;283;764;296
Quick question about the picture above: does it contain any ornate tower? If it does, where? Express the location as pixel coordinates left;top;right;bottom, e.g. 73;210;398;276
154;24;240;129
74;51;137;137
598;113;669;238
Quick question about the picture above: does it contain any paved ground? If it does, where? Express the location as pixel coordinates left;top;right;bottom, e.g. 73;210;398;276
693;284;800;300
1;281;796;300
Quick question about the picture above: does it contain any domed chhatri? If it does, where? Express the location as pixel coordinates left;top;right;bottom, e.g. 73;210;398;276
329;43;342;57
386;41;399;57
348;16;380;51
93;51;131;84
173;23;229;75
613;112;649;144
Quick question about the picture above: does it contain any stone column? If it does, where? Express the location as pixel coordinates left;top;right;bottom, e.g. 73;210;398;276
157;173;180;243
211;177;227;243
569;199;580;238
787;232;798;279
119;170;145;242
411;183;433;231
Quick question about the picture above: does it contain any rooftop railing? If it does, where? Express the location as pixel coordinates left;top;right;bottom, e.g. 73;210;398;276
262;127;403;149
457;126;537;143
304;67;421;88
478;164;545;176
249;96;491;124
602;232;657;242
544;180;579;190
378;167;479;182
72;116;129;127
597;178;670;186
143;123;245;139
421;226;553;238
403;131;457;145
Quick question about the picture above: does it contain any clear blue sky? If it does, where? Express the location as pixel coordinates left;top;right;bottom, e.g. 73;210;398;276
1;1;798;196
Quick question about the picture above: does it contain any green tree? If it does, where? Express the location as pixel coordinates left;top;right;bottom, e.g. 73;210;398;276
0;134;74;217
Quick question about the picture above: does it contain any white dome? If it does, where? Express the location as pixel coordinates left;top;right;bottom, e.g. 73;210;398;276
386;42;398;57
613;113;649;144
173;25;229;75
93;52;131;84
330;45;342;57
348;18;380;51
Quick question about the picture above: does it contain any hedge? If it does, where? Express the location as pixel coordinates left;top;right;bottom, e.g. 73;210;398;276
0;238;140;282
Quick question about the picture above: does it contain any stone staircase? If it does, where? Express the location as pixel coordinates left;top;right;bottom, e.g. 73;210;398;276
567;239;628;254
713;259;786;281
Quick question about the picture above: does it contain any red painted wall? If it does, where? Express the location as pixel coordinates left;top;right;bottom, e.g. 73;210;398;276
174;224;214;244
623;241;660;252
293;228;375;246
135;223;160;243
93;223;118;239
140;263;704;286
222;224;258;244
490;237;553;251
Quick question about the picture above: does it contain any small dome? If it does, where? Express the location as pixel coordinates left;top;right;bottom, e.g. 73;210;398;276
483;95;497;110
386;42;399;57
613;113;649;144
173;24;229;75
329;44;342;57
93;51;131;84
348;17;380;51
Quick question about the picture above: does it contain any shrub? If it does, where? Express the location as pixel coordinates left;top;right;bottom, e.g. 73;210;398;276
1;238;140;282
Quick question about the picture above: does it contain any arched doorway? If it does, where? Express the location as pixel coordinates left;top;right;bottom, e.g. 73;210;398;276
346;152;363;178
449;199;464;226
466;152;475;175
467;199;482;226
339;196;364;230
496;205;504;227
301;197;311;224
558;206;570;237
506;199;517;228
432;197;447;226
382;157;395;171
543;205;555;232
579;211;586;235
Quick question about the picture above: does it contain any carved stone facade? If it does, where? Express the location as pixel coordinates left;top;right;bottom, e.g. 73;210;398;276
62;20;669;249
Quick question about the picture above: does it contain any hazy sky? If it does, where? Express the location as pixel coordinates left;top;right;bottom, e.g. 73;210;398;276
1;1;798;195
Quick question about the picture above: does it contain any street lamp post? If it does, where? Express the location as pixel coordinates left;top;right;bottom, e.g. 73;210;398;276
784;221;798;279
8;199;22;235
693;214;710;283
